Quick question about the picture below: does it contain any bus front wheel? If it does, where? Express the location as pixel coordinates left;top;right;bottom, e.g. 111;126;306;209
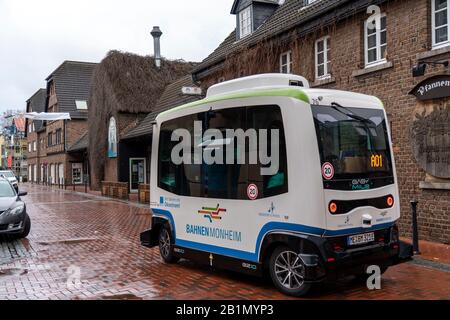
158;226;179;264
269;246;312;297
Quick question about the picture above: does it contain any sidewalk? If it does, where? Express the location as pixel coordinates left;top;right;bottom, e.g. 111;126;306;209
401;238;450;265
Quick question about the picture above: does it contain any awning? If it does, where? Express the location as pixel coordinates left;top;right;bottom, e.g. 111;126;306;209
25;112;71;121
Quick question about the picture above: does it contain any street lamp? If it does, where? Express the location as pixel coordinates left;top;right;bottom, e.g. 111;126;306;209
412;60;449;77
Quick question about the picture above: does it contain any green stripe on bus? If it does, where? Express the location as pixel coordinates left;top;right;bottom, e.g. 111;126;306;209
158;88;310;118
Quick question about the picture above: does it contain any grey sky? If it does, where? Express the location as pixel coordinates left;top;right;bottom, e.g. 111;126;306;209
0;0;235;113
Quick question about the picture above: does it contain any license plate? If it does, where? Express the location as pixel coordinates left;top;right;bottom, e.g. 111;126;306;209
348;232;375;246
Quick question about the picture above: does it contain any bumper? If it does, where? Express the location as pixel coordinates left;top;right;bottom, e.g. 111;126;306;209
302;227;414;282
141;229;158;248
323;242;411;280
0;212;26;235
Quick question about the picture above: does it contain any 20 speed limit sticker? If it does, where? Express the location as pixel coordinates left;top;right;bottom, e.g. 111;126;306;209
322;162;335;180
247;184;259;200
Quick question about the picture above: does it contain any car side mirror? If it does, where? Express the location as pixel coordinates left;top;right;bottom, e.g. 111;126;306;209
18;191;28;197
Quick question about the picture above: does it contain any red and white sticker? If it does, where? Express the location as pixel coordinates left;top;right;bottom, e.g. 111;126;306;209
247;184;259;200
322;162;335;180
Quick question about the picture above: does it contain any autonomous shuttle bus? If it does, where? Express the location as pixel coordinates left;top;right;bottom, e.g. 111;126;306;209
141;74;408;296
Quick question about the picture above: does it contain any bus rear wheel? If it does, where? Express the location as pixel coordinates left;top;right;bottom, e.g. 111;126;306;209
158;226;179;264
269;246;312;297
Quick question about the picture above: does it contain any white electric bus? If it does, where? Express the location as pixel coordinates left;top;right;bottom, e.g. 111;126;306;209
141;74;408;296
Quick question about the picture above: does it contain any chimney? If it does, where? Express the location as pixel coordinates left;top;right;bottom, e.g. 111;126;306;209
151;26;163;68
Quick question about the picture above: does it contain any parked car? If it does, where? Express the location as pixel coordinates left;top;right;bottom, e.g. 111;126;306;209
0;177;30;239
0;170;19;192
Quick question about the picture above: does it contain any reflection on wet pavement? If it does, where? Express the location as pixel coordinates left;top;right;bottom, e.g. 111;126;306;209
0;184;448;300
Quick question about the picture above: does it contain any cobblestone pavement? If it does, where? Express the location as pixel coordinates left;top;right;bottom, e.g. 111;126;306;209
0;184;449;300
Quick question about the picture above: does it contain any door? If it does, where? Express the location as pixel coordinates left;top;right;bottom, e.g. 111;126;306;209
72;163;83;185
130;158;146;193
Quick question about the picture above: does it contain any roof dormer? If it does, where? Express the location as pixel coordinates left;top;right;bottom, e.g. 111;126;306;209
231;0;280;40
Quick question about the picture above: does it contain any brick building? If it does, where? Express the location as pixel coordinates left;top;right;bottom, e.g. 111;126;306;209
192;0;450;244
26;61;97;186
25;89;46;183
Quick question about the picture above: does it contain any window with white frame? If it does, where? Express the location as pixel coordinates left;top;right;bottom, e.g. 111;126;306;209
28;143;32;152
315;37;331;79
365;14;387;66
33;141;37;152
239;6;252;39
432;0;450;48
280;51;293;74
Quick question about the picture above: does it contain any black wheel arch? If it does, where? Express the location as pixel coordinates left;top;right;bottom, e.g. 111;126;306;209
152;217;175;243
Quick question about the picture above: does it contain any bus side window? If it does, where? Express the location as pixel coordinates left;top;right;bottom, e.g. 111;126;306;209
204;107;247;200
247;106;288;198
158;113;204;197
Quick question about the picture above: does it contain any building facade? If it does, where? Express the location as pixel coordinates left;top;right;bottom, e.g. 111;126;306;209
192;0;450;244
26;61;97;186
25;89;46;183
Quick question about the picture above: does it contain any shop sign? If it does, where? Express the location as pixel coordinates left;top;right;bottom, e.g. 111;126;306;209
410;75;450;101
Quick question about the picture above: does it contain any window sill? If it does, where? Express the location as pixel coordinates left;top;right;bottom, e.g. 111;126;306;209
419;181;450;190
417;44;450;60
311;76;336;87
352;61;393;77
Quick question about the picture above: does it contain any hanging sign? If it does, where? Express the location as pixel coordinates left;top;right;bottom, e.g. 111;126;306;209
108;117;118;158
409;75;450;101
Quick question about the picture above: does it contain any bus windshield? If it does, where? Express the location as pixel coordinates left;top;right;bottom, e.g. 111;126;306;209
312;105;394;190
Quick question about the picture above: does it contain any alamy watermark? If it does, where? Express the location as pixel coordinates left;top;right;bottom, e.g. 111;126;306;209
367;5;383;31
171;121;280;176
366;265;382;290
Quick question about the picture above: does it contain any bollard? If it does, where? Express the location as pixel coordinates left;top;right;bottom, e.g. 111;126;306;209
410;200;420;254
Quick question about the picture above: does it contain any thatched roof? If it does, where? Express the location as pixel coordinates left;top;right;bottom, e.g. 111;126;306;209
91;50;196;113
122;75;202;140
88;50;197;189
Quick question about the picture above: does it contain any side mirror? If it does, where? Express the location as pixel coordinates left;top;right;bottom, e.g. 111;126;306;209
18;191;28;197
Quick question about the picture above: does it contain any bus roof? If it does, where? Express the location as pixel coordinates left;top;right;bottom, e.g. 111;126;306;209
157;74;384;120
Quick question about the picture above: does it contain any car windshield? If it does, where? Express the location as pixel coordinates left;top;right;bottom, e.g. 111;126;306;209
0;181;16;197
312;105;394;190
0;171;15;178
